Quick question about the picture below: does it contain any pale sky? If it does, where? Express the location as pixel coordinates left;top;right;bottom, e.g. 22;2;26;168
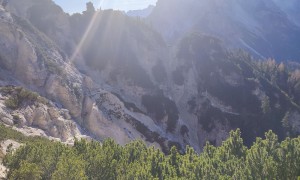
53;0;157;13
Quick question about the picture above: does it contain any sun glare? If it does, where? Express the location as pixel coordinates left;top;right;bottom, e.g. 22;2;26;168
70;0;103;65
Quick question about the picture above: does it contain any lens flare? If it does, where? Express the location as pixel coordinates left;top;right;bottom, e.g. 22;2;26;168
69;0;103;64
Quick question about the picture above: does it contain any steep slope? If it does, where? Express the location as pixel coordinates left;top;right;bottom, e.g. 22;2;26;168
0;6;84;118
0;2;185;152
148;0;300;61
168;33;300;146
6;0;75;54
68;9;186;152
272;0;300;27
69;9;167;88
0;4;86;142
0;86;83;142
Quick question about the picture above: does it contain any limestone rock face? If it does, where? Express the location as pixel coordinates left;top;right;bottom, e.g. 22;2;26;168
0;19;37;84
44;75;82;119
0;88;83;142
0;5;86;142
0;163;6;179
7;0;75;53
0;139;21;156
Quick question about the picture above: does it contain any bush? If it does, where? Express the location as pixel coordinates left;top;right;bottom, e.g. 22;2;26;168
4;97;19;110
0;123;48;144
45;59;63;75
2;129;300;179
2;87;48;110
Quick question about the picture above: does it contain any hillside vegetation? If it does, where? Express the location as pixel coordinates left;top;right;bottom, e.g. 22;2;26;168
1;126;299;180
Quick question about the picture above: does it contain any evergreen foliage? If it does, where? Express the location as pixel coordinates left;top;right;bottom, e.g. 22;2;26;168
0;124;46;143
2;129;300;180
1;86;48;110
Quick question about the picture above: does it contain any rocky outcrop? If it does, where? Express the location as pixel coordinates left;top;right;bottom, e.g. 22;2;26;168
0;86;83;142
7;0;75;53
0;139;21;156
0;5;86;142
0;163;6;179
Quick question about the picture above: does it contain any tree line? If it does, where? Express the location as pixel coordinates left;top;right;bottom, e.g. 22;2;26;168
2;129;300;180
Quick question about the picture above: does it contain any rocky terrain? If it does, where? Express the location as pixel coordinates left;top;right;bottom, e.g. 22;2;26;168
0;1;183;153
0;86;83;142
0;0;299;156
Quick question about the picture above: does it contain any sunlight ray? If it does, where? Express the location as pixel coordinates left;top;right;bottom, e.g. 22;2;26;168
69;0;103;64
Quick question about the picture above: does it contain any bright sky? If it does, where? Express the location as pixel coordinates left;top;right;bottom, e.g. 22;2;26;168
53;0;157;13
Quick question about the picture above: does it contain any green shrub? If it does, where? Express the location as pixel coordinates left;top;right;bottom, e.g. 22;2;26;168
4;97;19;110
0;123;47;143
0;86;15;95
45;59;63;75
2;87;48;109
2;129;300;180
12;114;21;126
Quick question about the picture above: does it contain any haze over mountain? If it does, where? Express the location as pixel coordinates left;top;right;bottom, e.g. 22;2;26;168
127;5;154;17
0;0;299;158
272;0;300;26
147;0;300;61
53;0;158;13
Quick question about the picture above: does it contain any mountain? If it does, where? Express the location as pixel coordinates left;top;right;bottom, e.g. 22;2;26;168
0;0;299;157
147;0;300;61
127;5;155;18
0;2;86;142
1;0;183;153
272;0;300;26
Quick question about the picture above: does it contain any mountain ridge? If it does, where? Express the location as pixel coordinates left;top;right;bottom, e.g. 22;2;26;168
147;0;300;61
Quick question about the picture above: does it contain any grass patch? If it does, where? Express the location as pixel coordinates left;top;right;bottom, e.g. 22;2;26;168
0;124;30;143
4;97;19;110
0;124;47;144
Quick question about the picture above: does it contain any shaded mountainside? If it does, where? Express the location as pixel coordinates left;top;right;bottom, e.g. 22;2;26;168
69;9;167;90
147;0;300;61
171;34;300;146
127;5;155;18
272;0;300;26
0;0;299;155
